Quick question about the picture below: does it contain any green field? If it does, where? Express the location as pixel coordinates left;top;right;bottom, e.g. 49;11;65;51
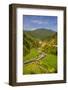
23;29;57;75
23;48;57;74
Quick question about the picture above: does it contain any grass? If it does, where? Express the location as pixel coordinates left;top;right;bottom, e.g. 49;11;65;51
39;54;57;73
23;48;57;74
23;62;44;74
24;48;39;62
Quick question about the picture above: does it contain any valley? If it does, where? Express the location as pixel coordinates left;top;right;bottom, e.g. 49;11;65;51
23;28;57;75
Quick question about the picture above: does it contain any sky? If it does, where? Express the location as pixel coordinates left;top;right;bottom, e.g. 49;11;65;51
23;15;57;32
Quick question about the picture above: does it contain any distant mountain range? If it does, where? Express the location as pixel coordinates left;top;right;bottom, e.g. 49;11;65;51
24;28;56;40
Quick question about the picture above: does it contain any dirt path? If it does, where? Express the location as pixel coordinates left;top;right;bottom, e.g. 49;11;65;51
24;52;47;64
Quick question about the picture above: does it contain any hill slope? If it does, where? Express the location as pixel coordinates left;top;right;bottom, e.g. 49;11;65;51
23;33;34;56
24;28;56;40
23;29;57;56
23;29;57;74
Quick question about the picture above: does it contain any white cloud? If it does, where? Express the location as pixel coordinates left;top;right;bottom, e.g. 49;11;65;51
31;27;38;30
32;20;48;24
32;20;42;24
32;20;48;25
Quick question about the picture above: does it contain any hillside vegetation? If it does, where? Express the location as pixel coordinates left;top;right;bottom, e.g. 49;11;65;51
24;28;55;40
23;28;57;75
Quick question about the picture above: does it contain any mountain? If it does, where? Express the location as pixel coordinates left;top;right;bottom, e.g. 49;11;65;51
24;28;56;40
23;28;57;56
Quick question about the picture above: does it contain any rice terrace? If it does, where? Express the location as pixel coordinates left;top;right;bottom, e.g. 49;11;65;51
23;15;57;75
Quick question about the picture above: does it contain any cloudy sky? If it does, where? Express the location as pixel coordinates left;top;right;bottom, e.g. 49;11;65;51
23;15;57;32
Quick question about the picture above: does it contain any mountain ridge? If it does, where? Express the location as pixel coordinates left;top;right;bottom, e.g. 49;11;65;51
24;28;56;40
24;28;57;32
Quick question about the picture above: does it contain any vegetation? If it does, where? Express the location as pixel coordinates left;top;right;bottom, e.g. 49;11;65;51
24;28;55;40
23;28;57;75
